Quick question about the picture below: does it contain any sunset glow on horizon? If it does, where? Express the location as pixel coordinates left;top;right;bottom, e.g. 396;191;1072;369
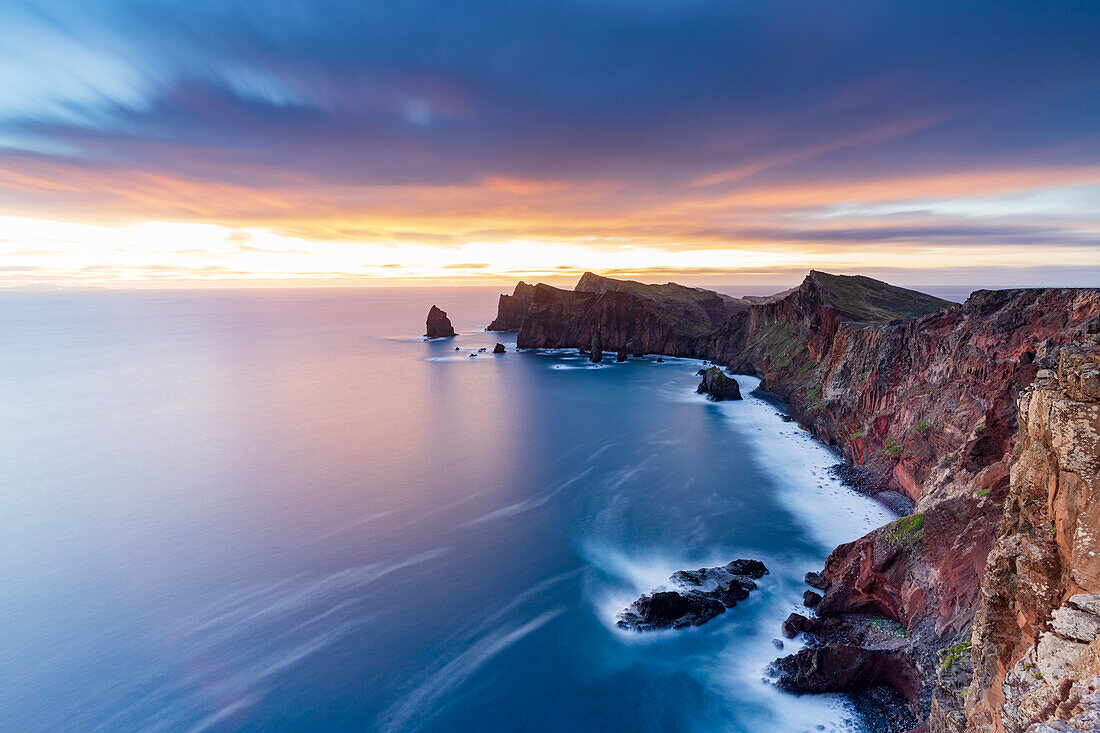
1;1;1098;289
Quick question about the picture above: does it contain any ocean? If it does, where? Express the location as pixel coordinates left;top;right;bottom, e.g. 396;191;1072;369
0;288;896;732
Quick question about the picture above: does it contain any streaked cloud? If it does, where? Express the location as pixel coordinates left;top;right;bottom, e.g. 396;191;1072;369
0;0;1097;286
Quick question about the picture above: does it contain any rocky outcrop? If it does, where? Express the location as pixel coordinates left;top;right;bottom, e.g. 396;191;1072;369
617;559;768;631
492;343;506;354
425;305;456;338
961;342;1100;733
487;282;535;331
770;643;920;701
697;366;743;401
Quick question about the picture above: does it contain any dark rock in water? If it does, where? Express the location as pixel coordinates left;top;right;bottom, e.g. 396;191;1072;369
697;366;743;401
696;368;707;376
468;353;476;358
493;343;506;354
454;346;460;351
617;559;768;631
616;349;627;362
780;415;795;422
772;638;785;650
805;571;828;590
633;352;644;358
589;331;603;363
478;347;486;352
656;357;664;363
783;612;815;638
768;643;920;703
804;590;823;608
425;305;456;338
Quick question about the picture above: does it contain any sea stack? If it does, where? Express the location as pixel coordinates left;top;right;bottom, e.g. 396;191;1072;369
589;331;603;363
425;305;456;338
697;366;742;401
492;343;506;354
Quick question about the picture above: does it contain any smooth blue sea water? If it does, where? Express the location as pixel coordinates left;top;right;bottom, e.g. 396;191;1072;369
0;289;896;732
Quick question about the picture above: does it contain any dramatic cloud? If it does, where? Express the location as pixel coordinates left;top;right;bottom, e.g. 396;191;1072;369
0;0;1097;285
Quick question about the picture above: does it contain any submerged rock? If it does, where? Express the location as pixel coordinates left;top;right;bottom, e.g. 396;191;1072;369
425;305;456;338
493;343;506;354
697;366;743;401
617;559;768;631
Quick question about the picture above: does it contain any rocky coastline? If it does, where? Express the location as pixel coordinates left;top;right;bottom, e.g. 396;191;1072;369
483;270;1100;732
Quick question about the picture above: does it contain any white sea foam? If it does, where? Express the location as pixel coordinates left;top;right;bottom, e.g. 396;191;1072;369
711;374;896;548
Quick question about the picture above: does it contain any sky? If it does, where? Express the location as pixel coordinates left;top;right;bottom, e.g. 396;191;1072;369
0;0;1098;289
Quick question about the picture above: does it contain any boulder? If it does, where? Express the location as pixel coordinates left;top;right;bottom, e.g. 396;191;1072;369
492;343;506;354
804;590;823;608
783;613;813;638
697;366;742;401
425;305;456;338
805;571;828;590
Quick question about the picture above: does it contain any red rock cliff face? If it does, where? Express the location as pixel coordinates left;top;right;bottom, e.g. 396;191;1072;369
776;289;1100;728
961;342;1100;733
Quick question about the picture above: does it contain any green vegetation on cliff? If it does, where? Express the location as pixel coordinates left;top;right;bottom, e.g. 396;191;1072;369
809;270;950;322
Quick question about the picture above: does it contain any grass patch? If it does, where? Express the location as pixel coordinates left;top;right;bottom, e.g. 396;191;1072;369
868;618;907;637
850;427;867;439
883;435;904;457
941;641;972;672
976;488;992;498
882;513;925;546
912;419;931;435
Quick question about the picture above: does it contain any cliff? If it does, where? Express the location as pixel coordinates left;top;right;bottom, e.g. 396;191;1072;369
960;342;1100;733
487;281;535;331
484;271;1100;730
487;272;749;348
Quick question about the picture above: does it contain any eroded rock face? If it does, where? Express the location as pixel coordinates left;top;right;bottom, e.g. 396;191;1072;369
617;559;768;631
769;643;921;702
697;366;742;401
487;282;535;331
963;342;1100;733
425;305;456;338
